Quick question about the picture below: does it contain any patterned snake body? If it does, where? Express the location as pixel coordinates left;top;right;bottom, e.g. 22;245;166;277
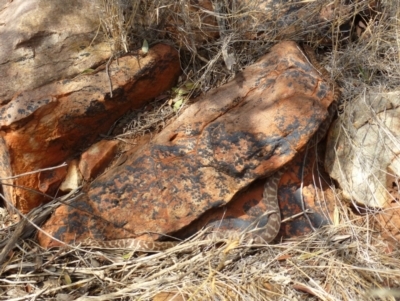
81;45;340;251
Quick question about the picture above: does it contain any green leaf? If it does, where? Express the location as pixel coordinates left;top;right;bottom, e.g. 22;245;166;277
175;87;191;96
184;81;195;89
122;252;133;260
173;98;184;111
81;68;95;74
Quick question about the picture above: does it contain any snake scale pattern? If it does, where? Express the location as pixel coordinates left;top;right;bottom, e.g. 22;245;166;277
80;45;340;251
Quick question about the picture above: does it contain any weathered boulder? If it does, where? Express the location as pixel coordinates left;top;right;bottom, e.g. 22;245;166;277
325;90;400;208
0;0;110;104
38;41;336;247
0;43;181;213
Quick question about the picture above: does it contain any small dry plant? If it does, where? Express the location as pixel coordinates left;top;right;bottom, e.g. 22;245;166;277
2;0;400;300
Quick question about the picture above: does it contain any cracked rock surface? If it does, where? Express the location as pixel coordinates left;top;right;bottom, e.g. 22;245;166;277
38;41;336;247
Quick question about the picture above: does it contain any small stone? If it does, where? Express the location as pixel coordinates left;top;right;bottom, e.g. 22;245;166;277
60;160;82;192
79;140;119;181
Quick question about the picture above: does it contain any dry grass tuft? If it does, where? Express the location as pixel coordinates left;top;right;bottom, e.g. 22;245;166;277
1;209;399;300
2;0;400;300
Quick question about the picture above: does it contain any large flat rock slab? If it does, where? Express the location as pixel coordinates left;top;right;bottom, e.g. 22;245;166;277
0;44;181;213
0;0;110;104
38;41;336;247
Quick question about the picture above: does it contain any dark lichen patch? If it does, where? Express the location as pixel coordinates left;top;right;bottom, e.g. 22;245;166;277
316;82;330;99
84;99;106;116
17;108;26;116
50;225;69;243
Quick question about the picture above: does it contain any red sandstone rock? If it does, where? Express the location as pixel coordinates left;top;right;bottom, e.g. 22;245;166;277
176;147;335;241
0;44;181;213
376;201;400;243
79;140;119;181
37;165;68;196
0;0;112;104
38;41;336;248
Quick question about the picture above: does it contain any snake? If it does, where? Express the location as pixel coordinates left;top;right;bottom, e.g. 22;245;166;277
79;45;341;251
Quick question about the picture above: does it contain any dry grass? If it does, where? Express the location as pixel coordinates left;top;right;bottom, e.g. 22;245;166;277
1;213;399;300
2;0;400;300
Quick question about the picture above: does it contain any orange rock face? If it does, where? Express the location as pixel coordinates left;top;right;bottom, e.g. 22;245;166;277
38;41;336;248
0;44;181;213
376;201;400;243
176;147;335;241
79;140;120;181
